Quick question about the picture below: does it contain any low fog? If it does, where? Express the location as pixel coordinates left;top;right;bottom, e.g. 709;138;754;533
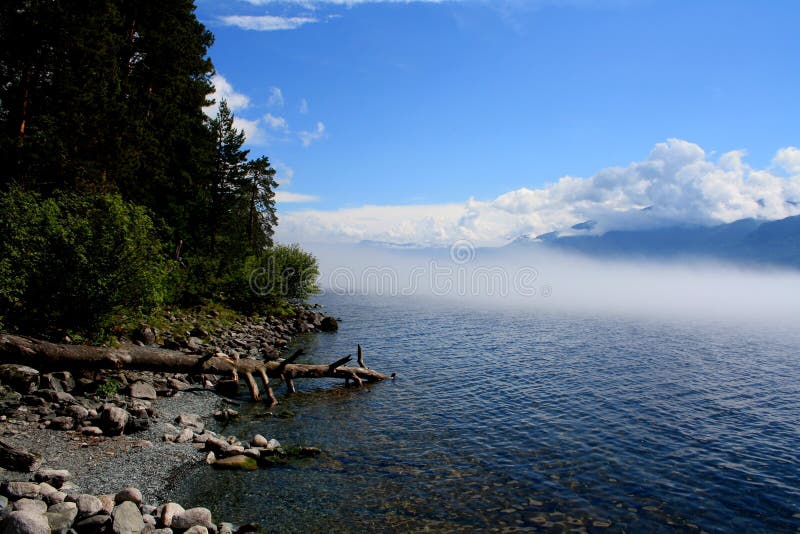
305;243;800;327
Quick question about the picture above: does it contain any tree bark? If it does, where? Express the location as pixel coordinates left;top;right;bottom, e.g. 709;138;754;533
0;334;389;402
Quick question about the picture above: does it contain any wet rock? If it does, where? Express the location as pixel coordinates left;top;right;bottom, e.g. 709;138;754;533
251;434;268;448
212;455;258;471
65;493;103;519
129;382;157;401
1;481;40;499
114;488;142;507
1;510;50;534
112;500;144;534
33;470;71;489
0;364;40;394
99;405;130;436
170;508;213;531
12;499;48;514
319;316;339;332
45;501;78;534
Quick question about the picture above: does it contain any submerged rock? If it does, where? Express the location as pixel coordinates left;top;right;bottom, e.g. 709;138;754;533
212;455;258;471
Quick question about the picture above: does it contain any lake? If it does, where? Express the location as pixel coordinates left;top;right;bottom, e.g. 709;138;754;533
174;294;800;532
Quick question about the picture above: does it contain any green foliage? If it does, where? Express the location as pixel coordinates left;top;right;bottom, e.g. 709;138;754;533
97;378;123;398
245;244;321;305
0;188;168;334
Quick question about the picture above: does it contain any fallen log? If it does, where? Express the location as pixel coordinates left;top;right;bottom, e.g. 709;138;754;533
0;334;389;404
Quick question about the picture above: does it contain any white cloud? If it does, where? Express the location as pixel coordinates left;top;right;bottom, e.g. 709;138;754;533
219;15;318;31
205;74;250;116
264;113;289;131
277;191;320;203
299;98;309;114
774;147;800;176
274;162;296;185
276;139;800;246
298;121;326;146
242;0;446;4
268;87;285;107
233;117;267;145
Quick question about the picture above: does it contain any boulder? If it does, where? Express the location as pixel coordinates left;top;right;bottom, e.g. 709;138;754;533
65;405;89;421
0;365;40;394
112;500;144;534
44;491;66;506
1;511;50;534
159;503;184;528
170;508;213;531
99;406;130;436
129;382;157;400
40;372;75;393
133;326;158;346
74;513;111;532
319;316;339;332
65;493;103;519
1;481;40;499
184;527;209;534
114;488;142;507
47;416;75;431
175;428;194;444
175;414;204;431
33;469;71;489
12;499;47;514
45;501;78;534
98;495;115;515
251;434;268;448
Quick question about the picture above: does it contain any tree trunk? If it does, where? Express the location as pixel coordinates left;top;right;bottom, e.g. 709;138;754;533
0;334;389;403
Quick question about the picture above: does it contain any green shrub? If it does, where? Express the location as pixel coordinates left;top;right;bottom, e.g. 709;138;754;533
0;187;169;334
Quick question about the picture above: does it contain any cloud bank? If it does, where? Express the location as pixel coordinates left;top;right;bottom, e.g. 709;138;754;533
277;139;800;246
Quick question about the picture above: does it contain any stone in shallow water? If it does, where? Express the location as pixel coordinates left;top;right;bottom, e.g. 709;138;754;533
212;455;258;471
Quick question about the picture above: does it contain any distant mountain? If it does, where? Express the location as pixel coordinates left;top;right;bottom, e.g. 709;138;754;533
511;215;800;267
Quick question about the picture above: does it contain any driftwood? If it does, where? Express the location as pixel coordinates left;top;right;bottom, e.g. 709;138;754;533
0;440;42;472
0;334;389;405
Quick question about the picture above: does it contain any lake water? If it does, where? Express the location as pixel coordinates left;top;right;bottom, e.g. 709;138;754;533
175;295;800;532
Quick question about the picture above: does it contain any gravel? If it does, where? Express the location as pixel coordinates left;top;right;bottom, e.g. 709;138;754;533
0;388;226;505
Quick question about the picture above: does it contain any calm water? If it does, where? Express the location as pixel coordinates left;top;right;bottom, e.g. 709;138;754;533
175;295;800;532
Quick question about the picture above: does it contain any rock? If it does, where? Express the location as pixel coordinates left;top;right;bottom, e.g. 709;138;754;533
99;406;130;436
114;488;142;507
142;513;156;526
96;495;114;515
251;434;268;448
166;379;190;391
175;414;204;431
36;483;57;499
65;494;103;519
12;499;48;514
33;469;71;489
48;416;75;430
265;439;281;451
204;452;216;465
0;364;40;394
319;316;339;332
1;481;40;499
65;405;89;421
125;417;150;433
133;326;158;346
211;455;258;471
1;511;50;534
129;382;157;400
54;391;76;404
184;527;208;534
218;523;234;534
74;513;111;532
159;503;184;528
186;337;204;351
175;428;194;444
170;508;213;530
112;500;144;534
140;506;156;517
44;491;66;506
45;501;78;534
40;372;75;393
81;426;103;436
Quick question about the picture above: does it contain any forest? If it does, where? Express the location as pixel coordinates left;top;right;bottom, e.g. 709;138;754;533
0;0;318;337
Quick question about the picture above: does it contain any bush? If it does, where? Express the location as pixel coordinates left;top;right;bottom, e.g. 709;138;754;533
0;187;169;334
229;244;320;311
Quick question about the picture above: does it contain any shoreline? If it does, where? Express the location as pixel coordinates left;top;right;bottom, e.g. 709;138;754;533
0;304;337;531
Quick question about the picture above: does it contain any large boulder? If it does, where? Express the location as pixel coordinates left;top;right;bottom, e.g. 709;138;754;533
111;500;144;534
44;501;78;534
34;469;71;489
40;372;75;393
65;493;103;519
319;316;339;332
114;488;142;507
0;364;40;394
129;382;157;401
1;510;50;534
0;482;40;500
170;508;213;530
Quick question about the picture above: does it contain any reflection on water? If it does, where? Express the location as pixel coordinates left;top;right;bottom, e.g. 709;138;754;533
172;296;800;532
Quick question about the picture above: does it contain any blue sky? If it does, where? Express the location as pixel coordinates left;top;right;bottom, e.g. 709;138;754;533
196;0;800;245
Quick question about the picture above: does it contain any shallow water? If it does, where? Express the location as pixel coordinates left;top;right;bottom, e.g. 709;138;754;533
175;295;800;532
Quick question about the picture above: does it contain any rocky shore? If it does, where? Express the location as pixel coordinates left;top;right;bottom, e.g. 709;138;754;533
0;306;338;532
